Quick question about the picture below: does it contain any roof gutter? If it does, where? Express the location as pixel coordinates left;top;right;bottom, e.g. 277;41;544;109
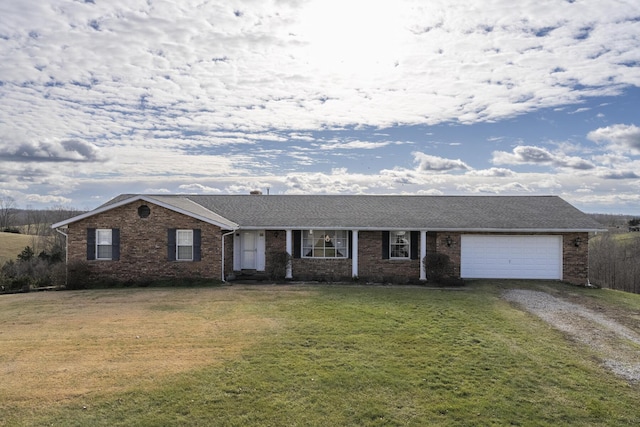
235;226;607;233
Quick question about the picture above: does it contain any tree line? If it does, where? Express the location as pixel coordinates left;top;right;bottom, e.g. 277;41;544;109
1;196;84;292
589;218;640;294
1;197;82;232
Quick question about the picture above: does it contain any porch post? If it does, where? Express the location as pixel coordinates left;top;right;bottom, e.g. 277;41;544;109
420;230;427;281
351;230;359;278
285;229;293;279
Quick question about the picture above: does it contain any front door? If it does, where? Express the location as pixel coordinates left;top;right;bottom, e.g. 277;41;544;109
234;230;266;271
241;231;258;270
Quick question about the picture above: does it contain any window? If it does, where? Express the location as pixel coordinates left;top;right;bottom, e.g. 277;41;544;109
167;229;201;261
137;205;151;218
390;231;410;259
176;229;193;261
382;231;418;260
302;230;348;258
96;229;113;260
87;228;119;261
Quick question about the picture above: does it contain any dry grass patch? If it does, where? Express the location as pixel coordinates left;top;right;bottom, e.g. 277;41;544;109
0;233;42;264
0;287;286;407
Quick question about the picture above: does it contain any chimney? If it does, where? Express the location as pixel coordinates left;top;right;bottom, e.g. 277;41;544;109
249;190;262;195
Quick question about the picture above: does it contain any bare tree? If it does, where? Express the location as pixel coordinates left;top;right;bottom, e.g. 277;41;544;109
590;233;640;294
26;205;48;235
0;196;17;230
48;205;82;255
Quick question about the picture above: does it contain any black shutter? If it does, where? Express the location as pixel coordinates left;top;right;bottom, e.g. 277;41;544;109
348;231;353;259
87;228;96;260
382;231;390;259
167;229;176;261
193;229;201;261
410;231;419;260
293;230;301;258
112;229;120;261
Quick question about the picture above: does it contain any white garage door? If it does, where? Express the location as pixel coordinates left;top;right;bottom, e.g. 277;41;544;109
461;235;562;280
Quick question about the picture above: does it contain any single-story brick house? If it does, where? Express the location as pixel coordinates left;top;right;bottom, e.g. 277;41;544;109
51;194;605;285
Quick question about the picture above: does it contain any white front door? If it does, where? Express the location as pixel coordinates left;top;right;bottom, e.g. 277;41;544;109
241;231;257;269
237;230;266;271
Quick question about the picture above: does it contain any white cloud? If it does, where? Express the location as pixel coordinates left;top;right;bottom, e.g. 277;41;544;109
493;146;554;164
1;0;639;213
568;193;640;213
569;107;590;114
467;168;515;177
413;152;470;172
319;141;393;150
457;181;534;194
2;0;639;138
178;184;223;193
24;193;72;205
0;133;104;163
587;124;640;154
143;188;172;194
492;145;595;170
598;170;640;180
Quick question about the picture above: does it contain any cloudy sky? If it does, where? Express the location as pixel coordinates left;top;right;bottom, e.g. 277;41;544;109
1;0;639;214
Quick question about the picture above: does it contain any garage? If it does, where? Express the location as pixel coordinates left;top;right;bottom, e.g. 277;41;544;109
461;235;562;280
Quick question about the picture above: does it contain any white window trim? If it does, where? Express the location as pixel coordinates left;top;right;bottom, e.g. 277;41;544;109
390;230;410;260
96;228;113;260
176;229;194;261
302;230;349;259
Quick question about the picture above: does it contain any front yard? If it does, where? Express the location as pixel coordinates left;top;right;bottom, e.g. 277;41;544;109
1;281;639;426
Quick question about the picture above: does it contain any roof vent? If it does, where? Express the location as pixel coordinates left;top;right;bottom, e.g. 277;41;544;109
249;190;262;195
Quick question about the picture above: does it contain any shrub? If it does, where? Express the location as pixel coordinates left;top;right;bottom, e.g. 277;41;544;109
38;245;64;264
66;260;91;290
423;253;450;282
49;262;67;288
266;251;292;280
423;253;463;286
17;246;35;262
0;257;53;291
11;276;32;293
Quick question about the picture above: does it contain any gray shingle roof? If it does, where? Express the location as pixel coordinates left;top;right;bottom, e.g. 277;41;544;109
148;195;238;229
184;195;603;231
91;194;602;232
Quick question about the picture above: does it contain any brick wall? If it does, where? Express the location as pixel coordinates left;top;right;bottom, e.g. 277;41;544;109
292;258;352;281
358;231;420;283
67;201;225;282
265;230;288;279
434;232;461;278
562;232;589;285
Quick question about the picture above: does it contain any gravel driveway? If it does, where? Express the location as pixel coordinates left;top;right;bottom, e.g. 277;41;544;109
503;289;640;382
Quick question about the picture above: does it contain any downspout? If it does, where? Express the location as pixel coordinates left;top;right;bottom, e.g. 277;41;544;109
585;233;595;288
54;227;69;287
221;229;237;282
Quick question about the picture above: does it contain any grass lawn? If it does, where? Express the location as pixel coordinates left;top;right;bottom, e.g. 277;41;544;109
1;281;639;426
